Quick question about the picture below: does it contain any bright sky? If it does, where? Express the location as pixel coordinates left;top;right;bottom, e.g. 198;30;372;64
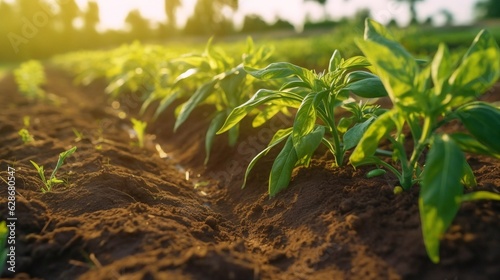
74;0;478;31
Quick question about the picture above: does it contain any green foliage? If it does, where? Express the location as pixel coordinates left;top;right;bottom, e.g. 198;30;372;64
13;60;46;100
351;19;500;263
18;128;34;144
131;118;147;148
218;49;387;196
30;146;77;193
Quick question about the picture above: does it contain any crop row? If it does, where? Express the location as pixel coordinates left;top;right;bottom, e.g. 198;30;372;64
14;19;500;263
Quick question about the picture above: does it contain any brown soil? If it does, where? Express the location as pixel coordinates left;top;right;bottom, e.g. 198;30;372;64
1;69;499;280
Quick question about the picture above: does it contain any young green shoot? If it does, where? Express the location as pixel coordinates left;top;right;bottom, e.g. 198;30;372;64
131;118;147;148
30;146;77;193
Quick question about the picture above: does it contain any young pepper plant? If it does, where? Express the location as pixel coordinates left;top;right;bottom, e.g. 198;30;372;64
217;50;387;197
350;19;500;263
146;38;273;164
30;146;77;193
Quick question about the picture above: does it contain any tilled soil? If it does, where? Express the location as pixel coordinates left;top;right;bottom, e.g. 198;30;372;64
0;69;499;280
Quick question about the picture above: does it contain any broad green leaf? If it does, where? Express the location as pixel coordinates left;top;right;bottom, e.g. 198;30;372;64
455;101;500;154
420;134;464;263
269;136;299;197
344;70;378;84
174;79;217;131
292;92;317;151
245;62;315;85
449;30;500;102
205;112;227;165
252;105;282;127
241;129;292;189
350;109;401;166
280;79;311;91
357;20;419;108
294;125;325;163
217;89;302;134
328;50;342;73
461;161;477;189
450;132;500;159
431;44;452;96
343;117;375;151
340;77;388;98
461;191;500;202
340;56;371;69
220;66;246;107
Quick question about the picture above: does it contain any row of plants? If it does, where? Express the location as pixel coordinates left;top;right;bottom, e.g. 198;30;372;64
14;19;500;263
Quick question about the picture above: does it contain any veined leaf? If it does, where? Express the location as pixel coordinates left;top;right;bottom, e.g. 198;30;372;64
450;132;500;159
455;101;500;154
153;91;181;119
343;117;375;151
461;161;477;189
217;90;302;134
328;50;342;73
295;125;325;163
420;134;464;263
431;44;452;96
269;136;299;197
245;62;315;85
350;109;401;166
174;79;217;131
340;77;388;98
241;129;292;189
292;92;317;151
252;105;282;127
340;56;371;69
205;112;227;165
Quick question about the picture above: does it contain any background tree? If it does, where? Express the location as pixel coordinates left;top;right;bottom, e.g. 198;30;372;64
165;0;182;29
184;0;238;35
395;0;425;25
84;1;100;32
58;0;81;33
475;0;500;19
125;10;151;40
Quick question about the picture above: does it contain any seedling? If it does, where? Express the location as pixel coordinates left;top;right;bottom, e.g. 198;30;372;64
350;19;500;263
218;49;387;197
30;146;77;193
130;118;147;148
72;128;84;142
18;128;34;144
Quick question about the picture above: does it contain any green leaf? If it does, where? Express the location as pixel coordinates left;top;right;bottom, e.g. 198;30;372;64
461;161;477;189
420;134;464;263
340;56;371;69
292;92;317;151
219;65;246;107
343;70;378;84
228;124;239;147
153;91;181;119
252;105;282;127
50;146;77;181
30;160;46;185
174;79;217;131
242;129;292;189
356;19;419;109
205;112;227;165
343;117;375;151
341;77;388;98
450;132;500;159
328;50;342;73
217;89;302;134
269;136;299;197
245;62;313;82
431;43;452;96
449;30;500;101
461;191;500;202
455;101;500;154
350;109;401;166
294;125;325;163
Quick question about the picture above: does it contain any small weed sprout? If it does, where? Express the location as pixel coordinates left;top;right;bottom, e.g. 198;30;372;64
131;118;147;148
18;128;34;144
30;146;77;193
72;128;84;142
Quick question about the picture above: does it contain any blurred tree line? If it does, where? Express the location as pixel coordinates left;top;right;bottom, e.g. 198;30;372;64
0;0;498;62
